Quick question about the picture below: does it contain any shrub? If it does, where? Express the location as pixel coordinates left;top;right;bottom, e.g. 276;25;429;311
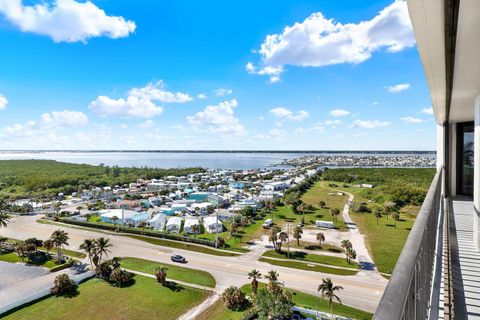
50;274;77;296
109;268;133;287
50;259;74;273
221;286;246;310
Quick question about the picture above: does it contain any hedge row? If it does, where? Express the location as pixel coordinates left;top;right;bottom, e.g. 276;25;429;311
60;218;217;247
49;259;74;273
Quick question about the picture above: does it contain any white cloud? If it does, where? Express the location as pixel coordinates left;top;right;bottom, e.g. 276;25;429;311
139;120;154;129
401;116;424;124
329;109;350;117
41;110;88;126
214;88;233;97
352;119;391;129
89;81;191;118
270;107;309;121
323;120;342;127
197;93;207;100
246;62;283;83
187;99;245;135
0;94;7;110
371;102;379;106
420;107;433;115
90;95;163;118
0;0;136;43
250;0;414;82
129;81;192;104
387;83;410;93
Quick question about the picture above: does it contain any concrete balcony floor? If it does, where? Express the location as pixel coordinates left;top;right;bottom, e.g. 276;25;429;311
450;197;480;319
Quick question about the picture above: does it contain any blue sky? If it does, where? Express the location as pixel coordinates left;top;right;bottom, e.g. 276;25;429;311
0;0;435;150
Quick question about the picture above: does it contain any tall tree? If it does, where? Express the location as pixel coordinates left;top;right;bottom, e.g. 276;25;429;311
293;225;303;246
80;239;97;269
95;237;112;265
318;278;343;318
50;230;69;262
248;269;262;295
316;232;325;248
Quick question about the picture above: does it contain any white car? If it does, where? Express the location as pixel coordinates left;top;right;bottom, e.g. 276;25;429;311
262;219;273;228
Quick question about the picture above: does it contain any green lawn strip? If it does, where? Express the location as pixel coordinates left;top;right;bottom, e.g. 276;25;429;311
262;250;359;270
259;257;358;276
120;257;216;288
1;276;210;320
290;240;343;254
241;283;372;320
38;247;86;259
125;234;238;257
37;219;240;257
0;252;70;270
196;300;244;320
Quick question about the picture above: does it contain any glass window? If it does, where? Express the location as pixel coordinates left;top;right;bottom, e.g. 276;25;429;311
458;123;474;196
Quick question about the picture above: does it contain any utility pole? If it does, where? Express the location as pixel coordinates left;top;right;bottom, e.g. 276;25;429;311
287;223;290;259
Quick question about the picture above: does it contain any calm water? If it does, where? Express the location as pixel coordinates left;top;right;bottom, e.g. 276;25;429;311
0;151;436;170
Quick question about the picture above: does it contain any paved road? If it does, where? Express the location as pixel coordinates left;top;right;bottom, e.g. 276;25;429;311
0;215;387;313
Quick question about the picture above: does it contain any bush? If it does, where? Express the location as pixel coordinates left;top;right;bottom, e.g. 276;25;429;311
50;259;74;273
109;268;134;287
221;286;246;310
96;258;120;280
50;274;77;296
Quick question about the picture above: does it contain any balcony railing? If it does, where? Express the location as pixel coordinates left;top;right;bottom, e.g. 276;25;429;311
374;168;445;320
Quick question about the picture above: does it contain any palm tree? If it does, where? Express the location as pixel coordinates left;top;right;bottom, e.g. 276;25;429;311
330;208;340;222
79;239;97;269
0;213;10;228
265;270;279;292
155;266;168;286
95;237;112;265
373;207;383;225
43;239;54;258
346;247;357;264
248;269;262;295
50;230;69;262
138;221;147;234
316;232;325;248
112;215;119;228
318;278;343;318
278;231;288;253
392;212;400;228
293;225;303;246
191;224;201;237
341;239;352;252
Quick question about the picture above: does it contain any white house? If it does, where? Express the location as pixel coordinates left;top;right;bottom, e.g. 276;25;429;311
165;217;182;233
190;202;214;215
99;209;137;224
148;213;167;231
203;216;223;233
183;218;201;234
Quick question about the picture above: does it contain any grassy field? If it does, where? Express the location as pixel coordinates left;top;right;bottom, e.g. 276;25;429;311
301;181;349;230
120;257;216;288
262;250;359;269
0;252;63;269
321;168;436;274
259;257;358;276
2;276;210;320
196;300;244;320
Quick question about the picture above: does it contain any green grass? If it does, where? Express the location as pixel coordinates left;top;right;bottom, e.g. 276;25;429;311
301;181;349;230
125;234;238;257
40;247;86;259
262;250;359;269
196;300;244;320
240;283;372;320
2;276;210;320
259;257;358;276
0;252;68;270
120;257;216;288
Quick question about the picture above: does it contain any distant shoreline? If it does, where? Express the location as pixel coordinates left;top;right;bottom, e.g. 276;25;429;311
0;150;436;154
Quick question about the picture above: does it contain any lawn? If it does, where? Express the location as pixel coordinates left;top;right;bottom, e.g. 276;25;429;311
120;257;216;288
125;235;238;257
0;252;65;270
259;257;358;276
2;276;210;320
301;181;349;230
241;283;372;320
262;250;359;269
196;300;244;320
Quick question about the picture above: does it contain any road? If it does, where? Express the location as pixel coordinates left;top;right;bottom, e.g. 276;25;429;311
0;215;387;313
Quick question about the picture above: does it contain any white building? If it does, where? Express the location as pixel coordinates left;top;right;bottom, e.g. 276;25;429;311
183;218;201;234
148;213;167;231
203;216;223;233
165;217;182;233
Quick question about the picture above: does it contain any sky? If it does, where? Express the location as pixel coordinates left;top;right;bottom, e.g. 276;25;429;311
0;0;436;151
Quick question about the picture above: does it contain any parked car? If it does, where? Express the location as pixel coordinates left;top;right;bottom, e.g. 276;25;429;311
171;254;186;263
262;219;273;229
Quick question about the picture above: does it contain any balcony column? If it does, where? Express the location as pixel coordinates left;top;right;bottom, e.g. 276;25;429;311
474;95;480;251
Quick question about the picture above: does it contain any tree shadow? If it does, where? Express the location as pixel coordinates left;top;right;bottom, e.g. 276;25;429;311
164;281;185;292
